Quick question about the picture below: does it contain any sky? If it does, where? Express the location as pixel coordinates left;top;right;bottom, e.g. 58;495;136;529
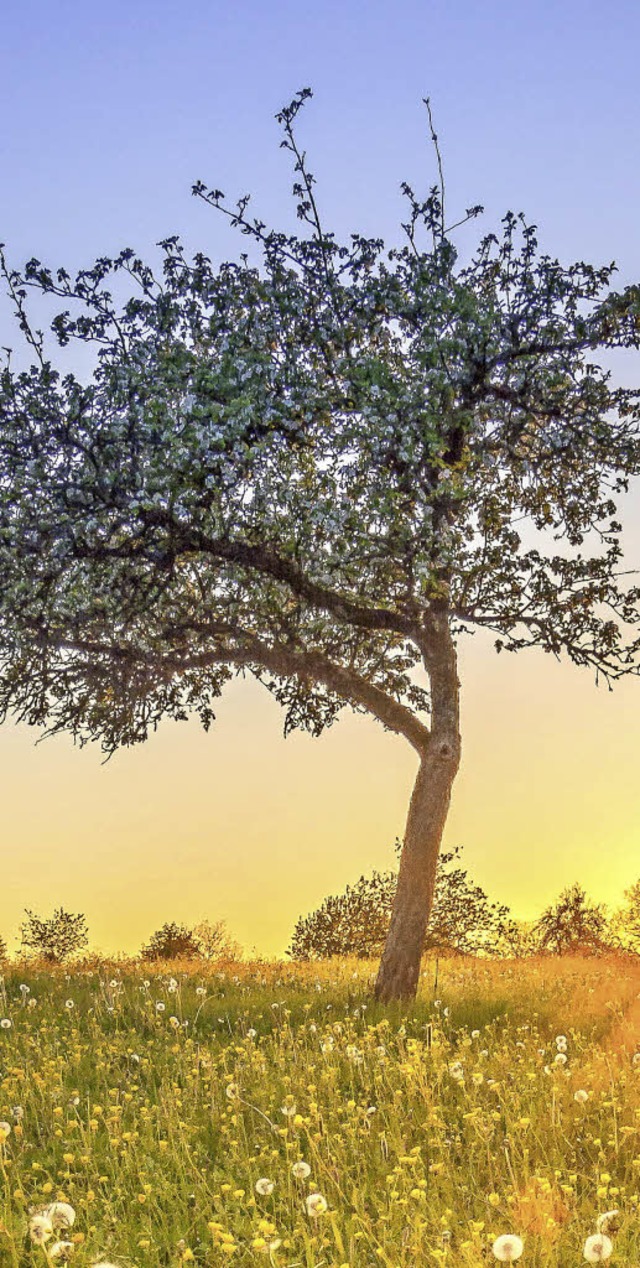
1;0;639;957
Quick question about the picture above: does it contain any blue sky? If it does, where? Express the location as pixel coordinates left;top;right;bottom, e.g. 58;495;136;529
2;0;639;306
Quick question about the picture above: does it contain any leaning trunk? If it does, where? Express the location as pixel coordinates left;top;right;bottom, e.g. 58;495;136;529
374;609;460;1003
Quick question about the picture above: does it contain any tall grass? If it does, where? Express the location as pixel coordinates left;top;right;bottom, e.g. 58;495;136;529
0;954;639;1267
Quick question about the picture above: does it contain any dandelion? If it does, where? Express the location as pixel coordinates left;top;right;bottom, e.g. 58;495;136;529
0;1120;11;1140
492;1234;524;1262
255;1178;275;1196
247;1028;257;1039
575;1090;589;1104
471;1029;480;1039
19;983;30;995
49;1242;75;1260
65;1000;74;1010
292;1161;311;1179
0;1018;12;1029
12;1105;23;1120
555;1035;568;1050
281;1102;297;1117
46;1201;76;1230
196;987;207;996
449;1061;465;1081
155;1001;166;1012
306;1192;328;1217
632;1053;640;1067
596;1211;621;1236
225;1083;239;1100
554;1053;567;1065
584;1234;613;1261
29;1214;54;1244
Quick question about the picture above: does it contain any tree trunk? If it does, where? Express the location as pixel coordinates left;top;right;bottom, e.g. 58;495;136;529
374;610;460;1003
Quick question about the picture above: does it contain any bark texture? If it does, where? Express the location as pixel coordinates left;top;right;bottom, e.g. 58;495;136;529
374;609;461;1003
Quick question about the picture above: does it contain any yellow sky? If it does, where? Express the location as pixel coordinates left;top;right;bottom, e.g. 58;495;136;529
1;622;639;959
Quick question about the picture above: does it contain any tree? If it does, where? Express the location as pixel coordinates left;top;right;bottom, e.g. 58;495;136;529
192;918;241;960
20;908;89;962
1;90;639;1000
609;879;640;954
140;921;203;960
532;883;613;955
288;870;395;960
288;845;514;959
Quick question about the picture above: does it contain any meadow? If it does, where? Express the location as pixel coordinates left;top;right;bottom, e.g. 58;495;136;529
1;955;640;1268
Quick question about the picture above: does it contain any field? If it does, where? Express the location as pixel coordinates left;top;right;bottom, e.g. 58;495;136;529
1;955;640;1268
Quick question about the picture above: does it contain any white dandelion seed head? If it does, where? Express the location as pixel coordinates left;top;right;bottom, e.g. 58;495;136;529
554;1053;567;1065
155;1002;166;1012
49;1241;75;1260
632;1052;640;1067
596;1211;620;1236
46;1202;76;1230
555;1034;567;1049
471;1030;480;1039
292;1161;311;1179
492;1234;524;1262
19;984;30;995
255;1178;275;1196
64;1000;74;1011
306;1192;328;1217
0;1120;11;1139
584;1234;613;1262
574;1089;589;1104
225;1082;239;1100
29;1214;54;1244
0;1018;12;1029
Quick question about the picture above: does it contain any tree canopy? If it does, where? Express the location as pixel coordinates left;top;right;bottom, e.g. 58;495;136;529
1;89;638;763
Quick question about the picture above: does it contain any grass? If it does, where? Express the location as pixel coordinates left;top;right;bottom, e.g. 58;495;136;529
1;954;640;1267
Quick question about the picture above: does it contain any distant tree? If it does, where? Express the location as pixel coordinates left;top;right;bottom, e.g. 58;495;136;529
20;907;89;962
288;870;395;960
492;917;540;958
609;879;640;954
140;921;203;961
288;846;513;959
532;883;613;955
192;918;241;960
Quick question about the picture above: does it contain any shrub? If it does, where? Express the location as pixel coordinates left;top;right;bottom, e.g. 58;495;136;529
609;879;640;955
20;908;89;963
532;883;614;955
288;846;514;960
192;919;242;961
140;921;203;961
